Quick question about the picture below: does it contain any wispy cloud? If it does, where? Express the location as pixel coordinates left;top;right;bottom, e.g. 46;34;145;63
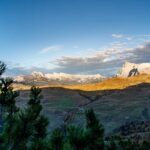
112;34;133;41
110;42;127;48
112;34;124;38
40;45;62;54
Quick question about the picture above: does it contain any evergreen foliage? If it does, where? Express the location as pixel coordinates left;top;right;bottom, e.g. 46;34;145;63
49;128;64;150
85;109;104;150
67;126;86;150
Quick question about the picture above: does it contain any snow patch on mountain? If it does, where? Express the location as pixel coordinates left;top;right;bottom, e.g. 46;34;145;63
14;71;105;85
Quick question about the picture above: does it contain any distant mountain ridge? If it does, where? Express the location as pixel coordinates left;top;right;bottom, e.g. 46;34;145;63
14;71;105;85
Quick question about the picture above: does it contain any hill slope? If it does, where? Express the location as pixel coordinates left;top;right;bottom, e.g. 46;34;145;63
13;74;150;91
64;74;150;91
16;79;150;135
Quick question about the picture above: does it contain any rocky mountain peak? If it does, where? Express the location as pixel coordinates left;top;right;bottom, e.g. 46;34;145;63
118;62;150;77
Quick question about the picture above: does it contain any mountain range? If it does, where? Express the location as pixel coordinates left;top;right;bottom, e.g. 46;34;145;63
13;62;150;86
14;71;105;85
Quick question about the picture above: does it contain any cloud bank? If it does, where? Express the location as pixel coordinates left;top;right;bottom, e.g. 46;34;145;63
53;40;150;76
5;34;150;77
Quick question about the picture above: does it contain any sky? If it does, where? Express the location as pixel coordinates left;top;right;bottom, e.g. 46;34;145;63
0;0;150;76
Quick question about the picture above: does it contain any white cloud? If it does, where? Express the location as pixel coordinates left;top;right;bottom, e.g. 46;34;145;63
112;34;124;38
112;34;133;41
126;37;133;41
110;42;127;48
40;45;62;54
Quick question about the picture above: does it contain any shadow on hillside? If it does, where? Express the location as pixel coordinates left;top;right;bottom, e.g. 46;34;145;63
16;82;150;135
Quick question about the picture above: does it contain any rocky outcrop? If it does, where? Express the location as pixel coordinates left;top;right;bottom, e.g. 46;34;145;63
118;62;150;77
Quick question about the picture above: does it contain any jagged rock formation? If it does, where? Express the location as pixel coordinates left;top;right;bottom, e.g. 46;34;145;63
118;62;150;77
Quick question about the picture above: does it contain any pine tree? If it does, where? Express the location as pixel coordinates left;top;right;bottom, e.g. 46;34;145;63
0;78;19;119
27;86;49;150
49;128;64;150
29;115;49;150
67;126;86;150
85;109;104;150
0;62;20;149
105;137;118;150
0;85;48;150
0;62;48;150
8;86;48;150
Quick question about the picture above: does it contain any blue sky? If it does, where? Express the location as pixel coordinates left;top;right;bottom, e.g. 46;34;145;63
0;0;150;76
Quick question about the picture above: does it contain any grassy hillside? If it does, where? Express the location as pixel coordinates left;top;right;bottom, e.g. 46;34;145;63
13;74;150;91
64;74;150;91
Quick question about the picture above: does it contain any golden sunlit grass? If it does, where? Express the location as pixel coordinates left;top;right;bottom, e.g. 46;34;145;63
13;74;150;91
64;74;150;91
